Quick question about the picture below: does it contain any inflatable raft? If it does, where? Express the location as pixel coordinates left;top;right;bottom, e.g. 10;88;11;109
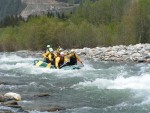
34;60;81;70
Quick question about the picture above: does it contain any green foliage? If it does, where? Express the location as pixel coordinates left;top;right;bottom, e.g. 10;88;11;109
72;0;128;25
1;0;150;51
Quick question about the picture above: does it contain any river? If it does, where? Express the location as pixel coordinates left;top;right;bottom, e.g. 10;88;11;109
0;51;150;113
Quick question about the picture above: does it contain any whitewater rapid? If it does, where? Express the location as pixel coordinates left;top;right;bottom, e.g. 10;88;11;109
0;52;150;113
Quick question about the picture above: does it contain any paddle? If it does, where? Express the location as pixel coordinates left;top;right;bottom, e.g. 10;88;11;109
60;62;68;69
60;61;84;69
80;62;84;67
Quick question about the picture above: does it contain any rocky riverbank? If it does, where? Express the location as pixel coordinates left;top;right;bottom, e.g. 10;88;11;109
15;43;150;63
75;43;150;63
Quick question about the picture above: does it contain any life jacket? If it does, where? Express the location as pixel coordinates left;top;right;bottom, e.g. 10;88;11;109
70;53;77;65
51;53;55;60
46;53;49;57
58;56;64;67
43;50;49;58
50;53;55;64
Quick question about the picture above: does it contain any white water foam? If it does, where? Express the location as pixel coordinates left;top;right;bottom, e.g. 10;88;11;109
67;106;94;113
19;100;33;103
0;84;27;90
0;63;31;70
80;60;94;70
0;54;35;63
0;106;16;112
22;62;95;76
0;53;96;76
141;96;150;105
72;74;150;90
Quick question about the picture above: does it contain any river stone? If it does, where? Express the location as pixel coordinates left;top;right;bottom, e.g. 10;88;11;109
2;100;18;106
145;46;150;50
33;93;51;98
144;51;150;56
146;59;150;63
80;51;87;55
137;58;145;63
0;95;17;102
4;92;21;101
83;47;91;53
0;82;8;85
131;53;141;57
42;106;66;112
6;105;22;109
135;43;143;48
117;50;127;56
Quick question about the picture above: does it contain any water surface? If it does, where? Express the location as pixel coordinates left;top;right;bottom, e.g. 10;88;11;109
0;52;150;113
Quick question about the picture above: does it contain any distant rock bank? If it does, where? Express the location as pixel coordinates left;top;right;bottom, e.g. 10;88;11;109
16;43;150;63
75;44;150;63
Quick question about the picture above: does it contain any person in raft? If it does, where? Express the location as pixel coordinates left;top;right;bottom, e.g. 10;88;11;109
60;49;84;68
46;48;55;68
55;52;69;69
43;45;54;63
56;46;64;53
68;49;83;66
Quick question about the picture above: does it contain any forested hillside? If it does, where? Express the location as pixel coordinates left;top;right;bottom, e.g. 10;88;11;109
0;0;150;51
0;0;26;21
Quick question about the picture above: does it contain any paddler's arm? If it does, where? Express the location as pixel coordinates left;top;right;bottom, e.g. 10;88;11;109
68;53;72;57
48;53;52;61
75;54;83;64
64;56;69;63
55;57;60;69
43;51;49;58
76;54;84;66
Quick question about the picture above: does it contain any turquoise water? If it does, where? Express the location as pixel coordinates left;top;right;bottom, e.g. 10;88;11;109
0;52;150;113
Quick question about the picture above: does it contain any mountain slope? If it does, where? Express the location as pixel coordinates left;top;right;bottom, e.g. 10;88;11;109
21;0;78;19
0;0;26;21
0;0;81;21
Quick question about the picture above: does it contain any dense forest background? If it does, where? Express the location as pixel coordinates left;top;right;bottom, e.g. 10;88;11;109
0;0;150;51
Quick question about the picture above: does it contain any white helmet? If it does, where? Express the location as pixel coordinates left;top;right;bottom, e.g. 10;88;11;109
59;48;64;51
47;45;50;48
60;52;65;55
70;49;75;53
48;48;53;52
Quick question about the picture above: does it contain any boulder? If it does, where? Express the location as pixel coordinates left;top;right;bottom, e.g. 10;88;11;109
4;92;21;101
2;100;18;106
0;94;16;102
131;53;141;57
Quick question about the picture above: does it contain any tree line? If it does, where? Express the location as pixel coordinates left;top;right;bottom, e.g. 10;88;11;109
0;0;150;51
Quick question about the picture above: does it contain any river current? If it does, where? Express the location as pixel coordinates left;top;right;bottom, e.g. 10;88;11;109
0;51;150;113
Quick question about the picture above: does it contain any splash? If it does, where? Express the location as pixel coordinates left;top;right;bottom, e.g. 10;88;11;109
0;53;94;76
72;74;150;90
0;54;35;63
